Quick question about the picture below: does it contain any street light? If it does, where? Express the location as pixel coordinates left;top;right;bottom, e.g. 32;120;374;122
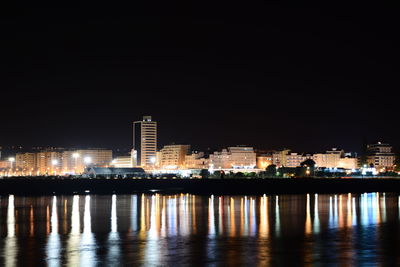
72;153;80;174
52;159;58;175
84;156;92;165
8;157;15;169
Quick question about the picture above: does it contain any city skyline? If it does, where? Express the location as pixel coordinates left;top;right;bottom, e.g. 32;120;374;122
0;127;397;155
0;114;397;154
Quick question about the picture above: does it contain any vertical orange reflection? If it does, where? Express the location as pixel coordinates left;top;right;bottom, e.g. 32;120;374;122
305;194;311;235
249;198;256;236
144;194;161;265
30;205;34;237
46;205;50;235
218;197;224;235
259;195;269;238
161;195;167;237
240;198;244;235
346;193;352;227
192;195;197;234
140;194;146;237
230;198;236;237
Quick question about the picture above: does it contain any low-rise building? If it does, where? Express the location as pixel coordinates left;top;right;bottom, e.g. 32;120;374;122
0;160;10;169
62;149;113;174
286;153;311;168
159;145;190;169
272;149;291;167
313;148;344;168
36;151;62;175
16;152;37;170
256;155;273;169
111;156;134;168
209;146;256;170
338;157;358;170
184;151;209;169
84;167;146;178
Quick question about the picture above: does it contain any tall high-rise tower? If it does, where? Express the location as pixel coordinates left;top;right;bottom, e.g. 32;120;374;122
133;116;157;168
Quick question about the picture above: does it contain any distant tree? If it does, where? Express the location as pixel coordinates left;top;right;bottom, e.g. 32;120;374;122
300;159;316;177
300;159;316;168
246;172;257;178
200;169;210;179
212;170;221;178
265;164;277;176
234;172;244;178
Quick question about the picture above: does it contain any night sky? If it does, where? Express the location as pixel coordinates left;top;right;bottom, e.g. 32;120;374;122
1;4;398;153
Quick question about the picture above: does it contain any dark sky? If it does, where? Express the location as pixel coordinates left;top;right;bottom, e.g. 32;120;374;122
1;3;399;153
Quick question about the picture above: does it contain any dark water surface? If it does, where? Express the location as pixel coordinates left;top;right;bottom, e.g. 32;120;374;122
1;193;400;266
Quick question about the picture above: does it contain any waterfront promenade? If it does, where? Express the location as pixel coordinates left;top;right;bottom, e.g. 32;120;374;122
1;177;400;195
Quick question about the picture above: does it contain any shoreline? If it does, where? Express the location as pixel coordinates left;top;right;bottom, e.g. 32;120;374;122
1;177;400;195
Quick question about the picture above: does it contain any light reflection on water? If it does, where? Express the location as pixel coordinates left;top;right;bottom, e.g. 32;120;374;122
1;193;400;265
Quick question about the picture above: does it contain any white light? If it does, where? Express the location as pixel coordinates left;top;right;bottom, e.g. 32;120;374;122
8;157;15;162
84;156;92;164
51;159;58;165
165;165;177;169
72;153;80;159
150;157;156;164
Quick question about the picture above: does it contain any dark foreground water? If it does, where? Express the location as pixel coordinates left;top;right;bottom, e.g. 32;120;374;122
1;193;400;266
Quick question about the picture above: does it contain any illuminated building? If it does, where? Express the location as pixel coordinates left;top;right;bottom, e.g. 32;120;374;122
272;149;291;167
313;148;345;168
36;151;62;175
313;154;340;168
184;151;209;169
155;151;162;168
209;146;256;170
62;149;113;174
256;155;273;169
285;153;312;168
159;144;190;169
61;151;77;173
16;153;36;170
133;116;157;168
337;157;358;169
111;156;133;168
367;142;395;171
0;160;10;169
